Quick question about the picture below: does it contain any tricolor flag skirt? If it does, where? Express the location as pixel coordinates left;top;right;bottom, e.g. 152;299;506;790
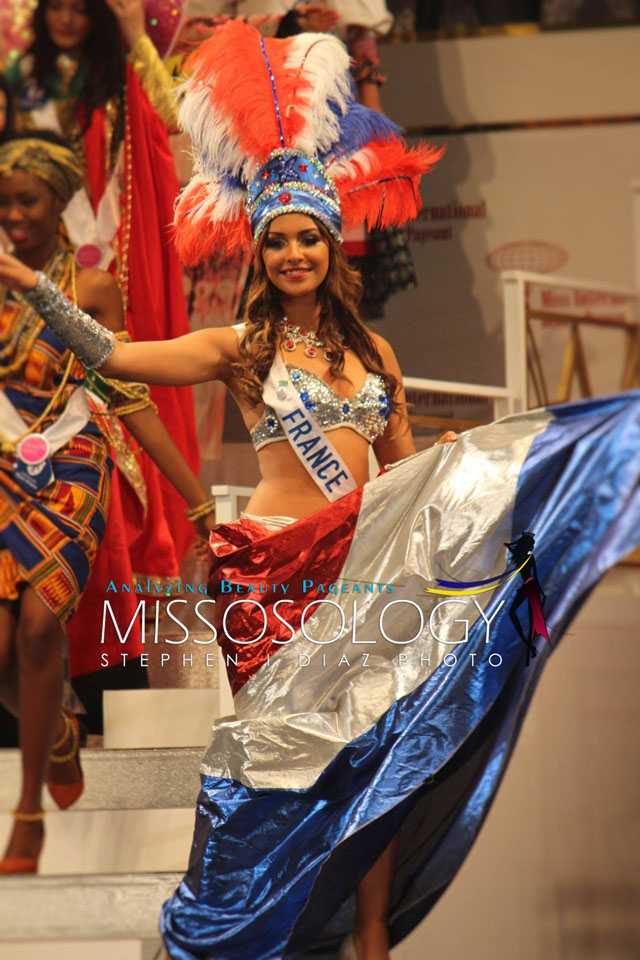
161;391;640;960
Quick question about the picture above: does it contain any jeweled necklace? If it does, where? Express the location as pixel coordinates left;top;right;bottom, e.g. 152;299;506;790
277;318;343;361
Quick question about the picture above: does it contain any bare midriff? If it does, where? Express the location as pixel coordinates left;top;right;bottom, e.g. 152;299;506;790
245;427;374;519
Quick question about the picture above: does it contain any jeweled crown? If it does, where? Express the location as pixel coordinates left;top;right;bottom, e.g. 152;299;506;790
247;149;341;243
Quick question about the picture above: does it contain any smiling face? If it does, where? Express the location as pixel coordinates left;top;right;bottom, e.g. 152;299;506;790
261;214;330;302
44;0;91;54
0;170;62;259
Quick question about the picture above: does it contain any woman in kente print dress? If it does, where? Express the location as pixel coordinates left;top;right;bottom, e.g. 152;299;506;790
0;132;213;875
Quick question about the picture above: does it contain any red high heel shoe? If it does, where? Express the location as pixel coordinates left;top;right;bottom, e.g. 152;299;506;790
46;708;84;810
0;810;44;875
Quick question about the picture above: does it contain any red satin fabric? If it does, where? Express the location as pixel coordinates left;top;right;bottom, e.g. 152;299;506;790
123;65;199;561
69;69;197;673
210;489;363;694
81;104;106;213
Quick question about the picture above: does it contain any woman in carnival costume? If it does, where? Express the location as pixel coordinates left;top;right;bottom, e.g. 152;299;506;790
0;132;214;874
0;22;638;959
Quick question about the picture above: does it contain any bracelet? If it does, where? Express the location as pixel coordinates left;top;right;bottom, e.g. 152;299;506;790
185;498;216;522
22;272;116;370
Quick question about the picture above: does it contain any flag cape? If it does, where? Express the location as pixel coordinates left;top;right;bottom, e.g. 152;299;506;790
161;391;640;960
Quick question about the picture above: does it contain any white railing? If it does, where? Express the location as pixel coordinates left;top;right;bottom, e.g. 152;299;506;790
401;285;528;425
403;376;519;422
501;268;639;407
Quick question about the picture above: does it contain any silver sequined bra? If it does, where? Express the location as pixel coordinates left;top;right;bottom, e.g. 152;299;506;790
251;363;392;451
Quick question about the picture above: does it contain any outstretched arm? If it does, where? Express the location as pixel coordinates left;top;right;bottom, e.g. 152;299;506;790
0;253;239;386
100;327;239;386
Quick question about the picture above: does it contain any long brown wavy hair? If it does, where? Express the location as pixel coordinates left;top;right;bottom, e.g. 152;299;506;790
232;220;403;421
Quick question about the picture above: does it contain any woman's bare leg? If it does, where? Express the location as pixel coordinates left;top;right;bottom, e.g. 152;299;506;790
0;599;19;714
2;587;68;861
352;832;400;959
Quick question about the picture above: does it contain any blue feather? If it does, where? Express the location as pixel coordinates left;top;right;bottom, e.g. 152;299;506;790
221;172;245;193
319;101;402;162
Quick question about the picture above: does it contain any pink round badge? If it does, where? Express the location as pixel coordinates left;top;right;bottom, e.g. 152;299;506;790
17;434;50;465
75;244;102;268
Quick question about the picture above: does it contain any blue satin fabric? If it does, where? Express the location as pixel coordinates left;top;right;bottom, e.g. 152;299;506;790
161;391;640;960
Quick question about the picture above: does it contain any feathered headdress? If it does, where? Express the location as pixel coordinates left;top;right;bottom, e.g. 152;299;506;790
174;20;443;265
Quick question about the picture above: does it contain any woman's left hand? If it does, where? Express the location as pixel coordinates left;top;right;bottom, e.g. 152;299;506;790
104;0;146;48
437;430;459;445
0;253;37;294
191;512;216;561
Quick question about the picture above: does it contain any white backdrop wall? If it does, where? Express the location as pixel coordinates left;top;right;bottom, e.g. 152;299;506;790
376;28;640;395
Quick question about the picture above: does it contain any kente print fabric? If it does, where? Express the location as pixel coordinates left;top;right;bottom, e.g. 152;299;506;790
0;297;110;624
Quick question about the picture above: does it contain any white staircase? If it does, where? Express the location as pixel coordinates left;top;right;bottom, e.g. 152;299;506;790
0;488;245;959
0;741;205;958
0;670;234;958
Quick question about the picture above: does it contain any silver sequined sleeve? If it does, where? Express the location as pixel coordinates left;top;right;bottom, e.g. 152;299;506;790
22;271;116;370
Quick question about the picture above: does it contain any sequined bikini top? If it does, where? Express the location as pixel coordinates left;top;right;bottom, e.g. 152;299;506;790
232;324;391;451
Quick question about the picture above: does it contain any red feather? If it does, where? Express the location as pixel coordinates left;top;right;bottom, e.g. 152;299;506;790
174;182;251;265
334;140;445;230
184;21;309;164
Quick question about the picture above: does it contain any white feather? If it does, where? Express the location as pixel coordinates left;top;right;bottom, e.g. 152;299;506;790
176;175;245;227
327;147;375;182
178;78;259;182
284;33;352;156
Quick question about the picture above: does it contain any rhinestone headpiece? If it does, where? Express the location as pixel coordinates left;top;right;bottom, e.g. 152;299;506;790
247;149;342;244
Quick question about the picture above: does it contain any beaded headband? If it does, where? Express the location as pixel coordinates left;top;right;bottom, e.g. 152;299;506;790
247;149;341;244
174;21;443;265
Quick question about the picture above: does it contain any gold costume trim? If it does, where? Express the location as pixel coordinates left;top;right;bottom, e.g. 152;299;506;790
128;34;179;133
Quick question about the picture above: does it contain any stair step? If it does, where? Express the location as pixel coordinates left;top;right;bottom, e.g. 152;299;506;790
0;747;202;812
0;808;194;875
0;872;181;941
104;688;231;748
0;939;160;959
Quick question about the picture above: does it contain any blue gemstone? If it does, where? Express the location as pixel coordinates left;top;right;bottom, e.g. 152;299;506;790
305;401;315;410
342;403;350;414
300;390;309;401
291;372;300;381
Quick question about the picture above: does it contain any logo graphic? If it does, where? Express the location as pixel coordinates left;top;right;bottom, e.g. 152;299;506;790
426;532;551;666
486;240;568;274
